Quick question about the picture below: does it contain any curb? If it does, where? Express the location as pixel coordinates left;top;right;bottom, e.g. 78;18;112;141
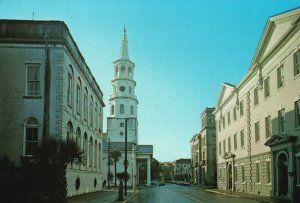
206;189;240;198
122;190;139;203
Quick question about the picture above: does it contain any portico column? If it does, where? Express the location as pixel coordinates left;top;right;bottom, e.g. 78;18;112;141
147;158;151;186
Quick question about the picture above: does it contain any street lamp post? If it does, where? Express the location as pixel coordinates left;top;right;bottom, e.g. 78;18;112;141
124;118;128;196
108;138;111;189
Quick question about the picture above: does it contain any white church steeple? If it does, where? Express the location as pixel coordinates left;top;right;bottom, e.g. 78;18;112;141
107;28;138;143
117;26;130;61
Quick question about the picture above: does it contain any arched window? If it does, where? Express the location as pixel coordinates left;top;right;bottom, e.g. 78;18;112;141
120;104;124;114
76;128;81;149
83;88;88;121
94;141;98;170
130;105;134;115
128;67;132;76
89;137;93;167
121;66;125;76
83;133;88;166
115;66;119;77
95;103;98;130
90;96;93;127
67;121;73;140
76;78;82;114
67;65;74;107
24;118;39;156
111;105;115;115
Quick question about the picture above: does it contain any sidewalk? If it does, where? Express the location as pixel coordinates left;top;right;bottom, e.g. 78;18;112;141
206;188;291;203
68;188;138;203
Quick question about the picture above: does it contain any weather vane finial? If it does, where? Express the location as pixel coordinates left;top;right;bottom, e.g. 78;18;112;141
124;25;126;34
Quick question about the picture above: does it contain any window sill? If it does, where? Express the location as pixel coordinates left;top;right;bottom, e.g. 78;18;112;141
296;184;300;187
266;183;271;186
277;84;285;91
295;127;300;131
23;96;42;99
293;73;300;80
241;182;246;185
255;182;261;185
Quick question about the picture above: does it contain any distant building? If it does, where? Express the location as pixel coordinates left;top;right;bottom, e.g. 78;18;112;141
102;29;153;189
160;162;174;182
191;108;216;186
213;8;300;201
190;134;200;184
174;158;191;181
199;108;216;186
0;20;105;196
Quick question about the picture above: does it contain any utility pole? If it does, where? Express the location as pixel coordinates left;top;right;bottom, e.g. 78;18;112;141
125;118;128;196
108;138;111;189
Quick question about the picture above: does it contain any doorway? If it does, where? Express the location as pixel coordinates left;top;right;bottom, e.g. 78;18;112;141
227;163;232;190
277;153;288;196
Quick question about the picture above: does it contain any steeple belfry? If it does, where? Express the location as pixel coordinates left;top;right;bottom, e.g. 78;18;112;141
117;25;130;60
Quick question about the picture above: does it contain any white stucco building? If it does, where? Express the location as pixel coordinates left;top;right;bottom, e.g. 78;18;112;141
103;28;153;189
214;8;300;201
0;20;105;196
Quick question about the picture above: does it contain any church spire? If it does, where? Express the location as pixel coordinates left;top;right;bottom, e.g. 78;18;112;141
117;25;130;60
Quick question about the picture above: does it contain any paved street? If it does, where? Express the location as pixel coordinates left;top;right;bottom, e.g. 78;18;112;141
128;184;261;203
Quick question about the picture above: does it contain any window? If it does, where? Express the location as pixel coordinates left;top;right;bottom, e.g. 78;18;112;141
94;141;97;169
241;165;245;182
129;86;132;94
76;84;81;114
83;89;88;121
128;67;132;76
277;65;284;88
240;130;245;148
234;133;237;150
265;115;271;138
223;140;226;154
24;118;39;156
95;103;98;130
26;64;40;96
120;122;124;127
233;106;237;121
227;112;231;125
111;105;114;115
120;104;124;114
90;96;93;127
130;105;134;115
294;50;300;76
115;66;119;77
240;100;244;116
256;162;260;183
279;108;285;133
295;100;300;128
121;66;125;76
254;87;259;106
255;121;260;142
218;119;221;132
264;77;270;98
83;134;87;165
67;74;73;106
228;137;231;152
219;142;221;155
67;121;73;140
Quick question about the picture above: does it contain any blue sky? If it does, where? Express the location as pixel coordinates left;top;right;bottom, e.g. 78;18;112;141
1;0;299;162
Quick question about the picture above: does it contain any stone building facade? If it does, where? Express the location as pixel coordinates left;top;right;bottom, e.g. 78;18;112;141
0;20;105;196
174;158;191;182
191;108;216;186
199;108;217;186
213;8;300;201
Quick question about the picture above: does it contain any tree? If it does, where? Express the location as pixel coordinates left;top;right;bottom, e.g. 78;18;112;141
110;150;121;187
151;158;161;180
36;136;84;203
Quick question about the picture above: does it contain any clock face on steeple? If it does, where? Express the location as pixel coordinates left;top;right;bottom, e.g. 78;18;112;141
119;86;125;92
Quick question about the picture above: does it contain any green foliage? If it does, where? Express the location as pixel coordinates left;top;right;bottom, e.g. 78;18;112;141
116;172;130;181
